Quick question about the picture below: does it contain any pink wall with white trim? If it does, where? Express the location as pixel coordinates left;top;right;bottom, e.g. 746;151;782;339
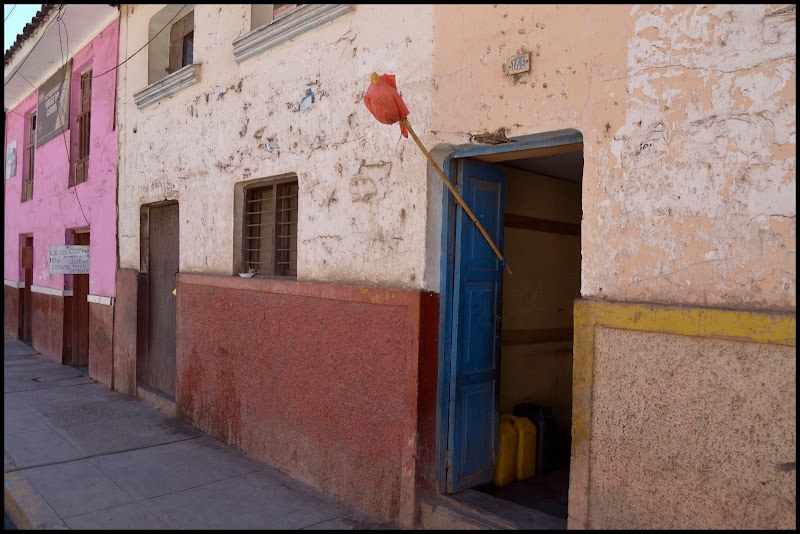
4;19;119;297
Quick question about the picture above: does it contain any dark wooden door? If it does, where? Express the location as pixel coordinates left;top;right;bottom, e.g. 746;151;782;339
71;232;90;366
21;236;33;342
143;203;179;397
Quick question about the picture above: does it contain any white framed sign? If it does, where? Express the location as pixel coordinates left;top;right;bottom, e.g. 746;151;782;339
6;140;17;179
49;245;90;274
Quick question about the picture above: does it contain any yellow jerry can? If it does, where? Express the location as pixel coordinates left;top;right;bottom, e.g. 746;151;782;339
513;416;537;481
492;414;518;487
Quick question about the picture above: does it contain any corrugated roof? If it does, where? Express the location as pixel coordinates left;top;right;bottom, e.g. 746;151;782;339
3;4;57;67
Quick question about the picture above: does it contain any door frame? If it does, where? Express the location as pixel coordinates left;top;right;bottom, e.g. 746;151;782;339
436;130;584;493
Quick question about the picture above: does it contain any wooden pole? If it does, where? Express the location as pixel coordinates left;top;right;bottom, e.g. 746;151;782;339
400;118;512;276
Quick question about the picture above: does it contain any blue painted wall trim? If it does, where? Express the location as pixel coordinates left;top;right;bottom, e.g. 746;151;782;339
436;156;457;492
449;132;583;160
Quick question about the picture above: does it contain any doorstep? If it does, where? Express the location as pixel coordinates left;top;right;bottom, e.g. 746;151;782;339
419;489;567;530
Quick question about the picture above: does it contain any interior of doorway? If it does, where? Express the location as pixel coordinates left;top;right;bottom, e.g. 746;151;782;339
472;142;583;521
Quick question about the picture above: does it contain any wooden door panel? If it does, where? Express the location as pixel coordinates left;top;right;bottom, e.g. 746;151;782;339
448;160;504;493
22;237;33;342
72;232;90;366
145;203;179;397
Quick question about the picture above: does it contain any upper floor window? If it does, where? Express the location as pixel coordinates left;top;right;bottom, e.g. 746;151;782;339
22;112;36;202
169;10;194;74
251;4;298;30
146;4;194;85
233;5;352;64
73;68;92;187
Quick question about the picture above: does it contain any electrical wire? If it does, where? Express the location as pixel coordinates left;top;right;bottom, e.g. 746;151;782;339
54;5;89;226
5;4;17;22
92;4;188;80
4;5;63;87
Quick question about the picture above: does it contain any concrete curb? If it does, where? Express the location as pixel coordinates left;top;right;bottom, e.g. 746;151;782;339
4;470;68;530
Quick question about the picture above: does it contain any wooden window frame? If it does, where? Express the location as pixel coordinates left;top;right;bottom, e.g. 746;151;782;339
168;10;194;75
22;111;36;202
73;68;92;187
182;31;194;69
242;177;298;277
251;4;299;30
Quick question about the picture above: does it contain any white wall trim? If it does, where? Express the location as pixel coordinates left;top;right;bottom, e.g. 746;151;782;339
134;63;200;109
30;285;73;297
87;294;114;306
232;4;353;63
4;279;25;288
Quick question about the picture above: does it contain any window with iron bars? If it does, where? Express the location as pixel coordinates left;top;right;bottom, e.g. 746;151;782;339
243;178;298;277
73;68;92;187
22;112;36;202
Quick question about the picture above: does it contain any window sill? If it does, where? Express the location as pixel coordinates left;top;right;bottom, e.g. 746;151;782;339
232;4;353;63
133;63;201;110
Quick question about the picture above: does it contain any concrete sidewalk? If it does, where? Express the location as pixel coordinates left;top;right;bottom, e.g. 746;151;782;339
3;336;397;530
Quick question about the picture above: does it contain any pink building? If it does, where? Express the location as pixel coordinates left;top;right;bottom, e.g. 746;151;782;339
4;5;120;386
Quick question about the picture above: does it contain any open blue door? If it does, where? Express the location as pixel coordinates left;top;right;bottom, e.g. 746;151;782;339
447;159;505;492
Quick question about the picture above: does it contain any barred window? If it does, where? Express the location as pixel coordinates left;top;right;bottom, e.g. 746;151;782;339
243;178;298;276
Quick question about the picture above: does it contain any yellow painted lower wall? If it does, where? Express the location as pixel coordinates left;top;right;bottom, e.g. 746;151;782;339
569;299;796;530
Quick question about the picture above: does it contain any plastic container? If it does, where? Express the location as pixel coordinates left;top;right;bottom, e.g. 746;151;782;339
492;414;518;486
513;416;537;481
513;402;558;475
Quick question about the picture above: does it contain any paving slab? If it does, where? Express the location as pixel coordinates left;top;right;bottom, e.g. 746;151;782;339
63;502;171;530
3;340;39;358
93;436;265;499
147;469;376;530
4;428;86;469
61;412;204;456
21;459;136;519
4;335;397;530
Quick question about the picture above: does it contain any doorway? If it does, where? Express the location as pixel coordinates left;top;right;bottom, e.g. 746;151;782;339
139;202;179;398
68;230;90;366
440;131;583;523
21;235;33;342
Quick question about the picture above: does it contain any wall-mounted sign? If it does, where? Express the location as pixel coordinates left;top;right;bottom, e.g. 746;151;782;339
5;140;17;179
507;53;531;75
37;60;72;147
49;245;89;274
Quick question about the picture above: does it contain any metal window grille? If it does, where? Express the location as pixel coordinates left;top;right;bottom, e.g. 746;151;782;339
244;180;298;276
74;69;92;186
22;112;36;202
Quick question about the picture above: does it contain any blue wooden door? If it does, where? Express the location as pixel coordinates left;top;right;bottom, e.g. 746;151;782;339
448;159;505;492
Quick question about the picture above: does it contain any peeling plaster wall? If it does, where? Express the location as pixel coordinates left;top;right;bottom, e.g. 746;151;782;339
431;4;795;311
117;4;434;289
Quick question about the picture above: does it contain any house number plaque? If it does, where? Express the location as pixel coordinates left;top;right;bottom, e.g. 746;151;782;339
507;53;531;75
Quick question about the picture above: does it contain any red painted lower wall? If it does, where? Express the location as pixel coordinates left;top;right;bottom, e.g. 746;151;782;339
31;292;68;363
175;273;438;526
4;285;23;339
112;269;138;396
88;302;114;388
